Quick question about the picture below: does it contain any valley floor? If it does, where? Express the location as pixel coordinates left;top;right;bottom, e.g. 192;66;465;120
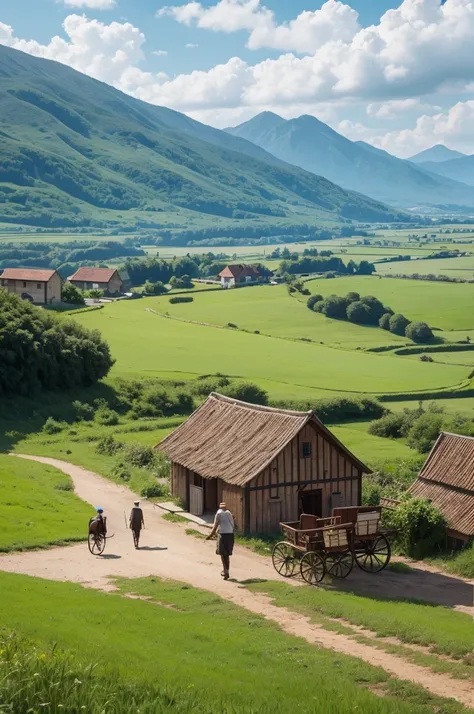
2;454;474;712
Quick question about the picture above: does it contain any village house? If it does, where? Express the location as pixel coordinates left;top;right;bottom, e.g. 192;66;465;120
156;393;369;534
409;432;474;542
0;268;62;304
68;267;124;295
218;264;260;288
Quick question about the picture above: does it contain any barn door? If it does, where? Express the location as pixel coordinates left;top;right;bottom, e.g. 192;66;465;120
268;500;282;533
189;485;203;516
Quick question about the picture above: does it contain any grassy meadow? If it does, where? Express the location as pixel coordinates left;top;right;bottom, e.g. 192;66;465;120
0;572;470;714
0;455;91;552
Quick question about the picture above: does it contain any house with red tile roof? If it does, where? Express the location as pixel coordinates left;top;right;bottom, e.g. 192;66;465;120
0;268;62;304
218;264;260;288
68;267;123;295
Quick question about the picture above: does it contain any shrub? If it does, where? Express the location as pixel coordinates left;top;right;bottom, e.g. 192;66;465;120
62;282;85;305
379;313;392;330
405;321;434;343
123;443;156;469
346;300;372;324
391;498;447;558
72;400;95;421
221;381;269;405
170;274;194;289
42;417;64;434
271;396;385;423
143;280;167;295
141;482;169;498
368;413;407;439
345;292;360;304
420;354;434;362
227;322;238;328
301;288;311;296
192;375;231;396
95;435;123;456
110;459;131;482
95;407;120;426
321;295;348;319
169;296;193;304
312;300;325;313
132;385;195;418
389;313;411;336
406;412;444;453
360;295;388;324
306;294;324;310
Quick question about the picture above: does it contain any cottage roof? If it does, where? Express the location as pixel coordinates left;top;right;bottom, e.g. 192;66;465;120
218;264;259;279
69;267;118;283
1;268;57;282
409;432;474;536
156;393;369;487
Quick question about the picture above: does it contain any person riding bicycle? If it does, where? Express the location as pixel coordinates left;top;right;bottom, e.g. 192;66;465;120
89;507;107;536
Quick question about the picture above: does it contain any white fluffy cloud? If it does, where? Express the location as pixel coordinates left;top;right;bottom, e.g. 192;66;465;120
63;0;116;8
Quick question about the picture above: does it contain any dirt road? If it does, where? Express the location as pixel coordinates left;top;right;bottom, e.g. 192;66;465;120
2;454;474;709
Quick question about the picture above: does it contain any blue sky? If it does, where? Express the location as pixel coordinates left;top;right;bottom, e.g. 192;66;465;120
0;0;472;156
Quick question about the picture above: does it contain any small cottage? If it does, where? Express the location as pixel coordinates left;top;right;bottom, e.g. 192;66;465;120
68;267;123;295
156;393;370;534
409;432;474;542
0;268;62;304
218;264;260;288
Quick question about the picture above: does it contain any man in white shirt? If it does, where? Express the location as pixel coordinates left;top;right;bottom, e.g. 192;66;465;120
207;502;235;580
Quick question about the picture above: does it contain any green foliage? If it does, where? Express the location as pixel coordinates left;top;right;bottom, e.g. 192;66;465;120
272;396;386;423
95;434;123;456
95;407;119;426
346;300;371;324
169;296;194;304
110;459;131;482
141;482;169;498
221;380;269;405
42;417;64;435
321;294;348;319
191;374;231;396
406;413;445;452
143;280;167;295
306;294;324;310
72;400;95;421
345;291;360;303
432;544;474;579
369;413;409;439
0;291;114;397
405;321;434;344
362;456;424;505
379;313;392;330
170;274;194;290
391;498;447;558
389;313;411;336
62;281;85;305
123;443;157;470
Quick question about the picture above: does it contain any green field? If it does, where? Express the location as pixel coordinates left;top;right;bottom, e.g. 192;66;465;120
304;276;474;331
377;256;474;280
0;572;469;714
0;454;91;552
73;300;469;395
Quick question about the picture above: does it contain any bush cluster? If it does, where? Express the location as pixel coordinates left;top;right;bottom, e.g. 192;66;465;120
270;395;385;423
306;291;433;343
390;498;447;559
169;296;193;304
0;292;114;397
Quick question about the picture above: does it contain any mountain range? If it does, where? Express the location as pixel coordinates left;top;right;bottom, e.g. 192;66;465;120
408;145;466;164
414;155;474;188
0;45;407;238
226;112;474;210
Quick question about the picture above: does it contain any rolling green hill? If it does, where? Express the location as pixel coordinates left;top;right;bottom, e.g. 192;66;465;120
226;112;474;210
0;45;406;239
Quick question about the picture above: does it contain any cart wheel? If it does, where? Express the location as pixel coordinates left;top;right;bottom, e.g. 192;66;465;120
300;552;326;585
272;542;298;578
355;535;391;573
88;532;106;556
325;550;354;579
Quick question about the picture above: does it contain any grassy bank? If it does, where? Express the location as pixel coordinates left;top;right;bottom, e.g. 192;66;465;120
0;572;469;714
0;455;91;552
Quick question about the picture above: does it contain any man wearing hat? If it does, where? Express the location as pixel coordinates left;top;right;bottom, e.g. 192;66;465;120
207;502;235;580
129;500;145;549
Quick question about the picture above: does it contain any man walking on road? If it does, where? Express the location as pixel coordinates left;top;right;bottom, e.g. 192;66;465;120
129;500;145;549
207;502;235;580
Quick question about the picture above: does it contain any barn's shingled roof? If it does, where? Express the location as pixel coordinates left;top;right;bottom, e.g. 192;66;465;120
156;393;369;486
1;268;57;282
69;268;118;283
218;264;260;279
409;432;474;536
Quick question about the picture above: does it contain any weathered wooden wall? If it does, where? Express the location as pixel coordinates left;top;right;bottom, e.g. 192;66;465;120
246;422;361;534
218;481;244;531
171;462;188;506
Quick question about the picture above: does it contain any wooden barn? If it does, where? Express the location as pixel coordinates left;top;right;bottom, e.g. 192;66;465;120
409;432;474;542
156;393;370;534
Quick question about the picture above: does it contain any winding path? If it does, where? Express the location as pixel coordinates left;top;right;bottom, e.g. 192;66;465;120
2;454;474;709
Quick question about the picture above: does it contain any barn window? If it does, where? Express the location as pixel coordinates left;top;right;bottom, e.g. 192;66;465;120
23;282;27;288
37;283;42;289
302;442;312;458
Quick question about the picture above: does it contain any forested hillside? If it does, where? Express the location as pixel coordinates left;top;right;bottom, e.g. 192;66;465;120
0;45;407;240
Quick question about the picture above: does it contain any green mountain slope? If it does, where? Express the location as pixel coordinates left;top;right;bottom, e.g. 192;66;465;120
226;112;474;210
0;46;407;238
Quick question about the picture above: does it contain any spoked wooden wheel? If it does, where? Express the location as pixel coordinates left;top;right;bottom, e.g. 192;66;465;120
88;532;106;555
355;535;391;573
300;552;326;585
272;542;298;578
325;550;354;579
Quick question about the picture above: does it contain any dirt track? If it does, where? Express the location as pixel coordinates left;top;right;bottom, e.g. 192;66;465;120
2;454;474;709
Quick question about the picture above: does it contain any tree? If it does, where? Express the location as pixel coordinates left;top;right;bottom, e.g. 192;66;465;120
346;301;372;324
306;294;324;310
312;300;325;313
405;321;434;343
360;295;387;323
357;260;376;275
169;275;194;289
62;282;85;305
379;313;392;330
389;313;410;336
321;295;347;319
221;381;269;405
143;280;167;296
391;498;447;558
406;413;444;453
345;292;360;304
346;259;357;275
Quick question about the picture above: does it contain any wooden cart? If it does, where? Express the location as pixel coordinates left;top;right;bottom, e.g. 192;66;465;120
272;506;392;585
